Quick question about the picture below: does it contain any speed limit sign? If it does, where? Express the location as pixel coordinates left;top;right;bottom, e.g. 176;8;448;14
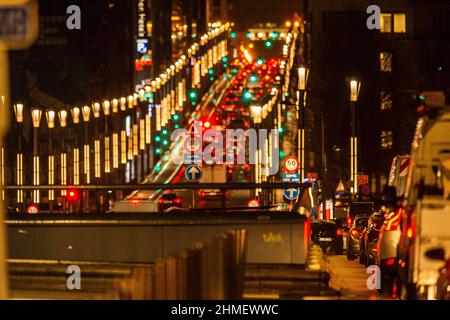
283;156;299;173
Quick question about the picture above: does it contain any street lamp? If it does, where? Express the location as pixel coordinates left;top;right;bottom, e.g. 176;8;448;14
45;110;56;212
349;79;361;194
58;110;68;204
102;100;111;175
297;66;309;181
13;103;24;205
31;108;42;204
251;105;262;197
71;107;81;187
92;102;101;180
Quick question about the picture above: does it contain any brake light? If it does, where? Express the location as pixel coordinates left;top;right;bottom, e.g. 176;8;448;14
158;199;165;204
385;208;403;231
335;201;342;206
347;217;352;227
336;229;343;236
131;198;140;205
385;258;395;266
350;229;360;237
174;198;182;204
407;226;415;239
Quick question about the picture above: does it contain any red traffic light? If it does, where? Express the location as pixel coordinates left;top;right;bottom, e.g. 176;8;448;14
67;189;79;201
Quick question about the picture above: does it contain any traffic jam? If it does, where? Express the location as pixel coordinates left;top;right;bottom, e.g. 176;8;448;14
310;105;450;300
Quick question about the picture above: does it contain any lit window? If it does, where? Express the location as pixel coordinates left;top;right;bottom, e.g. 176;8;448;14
393;14;406;33
380;92;392;110
380;13;392;33
381;130;393;149
380;13;406;33
380;52;393;72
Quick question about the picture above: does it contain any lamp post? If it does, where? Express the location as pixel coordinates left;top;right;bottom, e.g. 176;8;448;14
102;100;111;178
251;105;262;199
45;109;56;213
71;107;81;212
31;108;42;204
80;105;91;211
13;103;24;207
349;79;361;194
58;109;68;211
297;66;309;182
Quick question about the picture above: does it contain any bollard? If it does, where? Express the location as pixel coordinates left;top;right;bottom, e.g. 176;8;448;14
154;258;166;299
187;245;202;299
177;250;189;300
165;256;178;299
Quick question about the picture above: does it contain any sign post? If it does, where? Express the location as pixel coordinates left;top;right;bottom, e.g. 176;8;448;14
0;0;38;299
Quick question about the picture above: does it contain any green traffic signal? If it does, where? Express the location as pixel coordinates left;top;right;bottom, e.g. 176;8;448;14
188;89;198;101
230;32;236;39
264;40;272;48
173;113;180;121
246;32;251;39
162;129;168;136
155;135;161;142
249;74;258;82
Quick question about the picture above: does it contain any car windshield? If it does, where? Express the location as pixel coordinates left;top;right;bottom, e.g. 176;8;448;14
354;217;368;227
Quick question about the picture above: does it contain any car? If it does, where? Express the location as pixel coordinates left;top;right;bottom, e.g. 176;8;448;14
198;189;228;199
359;211;385;266
157;192;182;211
397;109;450;300
346;201;374;228
310;220;344;255
376;156;410;296
346;215;369;261
425;247;450;300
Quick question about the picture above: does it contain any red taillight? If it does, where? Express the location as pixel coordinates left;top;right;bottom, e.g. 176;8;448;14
199;191;205;196
131;198;140;205
385;208;403;231
347;217;352;227
174;198;181;204
350;229;360;237
336;229;343;236
158;199;165;204
385;258;395;266
407;226;415;239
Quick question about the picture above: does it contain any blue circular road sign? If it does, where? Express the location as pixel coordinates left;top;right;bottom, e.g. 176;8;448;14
283;188;299;201
185;164;203;182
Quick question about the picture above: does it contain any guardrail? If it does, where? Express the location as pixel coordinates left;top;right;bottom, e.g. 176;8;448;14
9;229;247;300
7;212;309;265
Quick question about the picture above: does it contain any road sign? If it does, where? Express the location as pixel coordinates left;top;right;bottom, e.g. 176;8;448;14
359;184;370;196
307;172;318;180
357;175;369;185
183;153;202;164
185;164;203;182
283;188;299;201
283;173;300;182
0;0;38;50
283;156;299;173
247;198;260;208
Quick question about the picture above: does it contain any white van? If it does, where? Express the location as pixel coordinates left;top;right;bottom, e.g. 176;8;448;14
398;109;450;299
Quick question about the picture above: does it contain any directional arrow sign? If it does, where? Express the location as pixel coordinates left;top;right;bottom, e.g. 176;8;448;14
283;188;299;201
185;164;203;182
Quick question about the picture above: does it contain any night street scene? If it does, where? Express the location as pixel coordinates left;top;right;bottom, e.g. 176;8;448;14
0;0;450;314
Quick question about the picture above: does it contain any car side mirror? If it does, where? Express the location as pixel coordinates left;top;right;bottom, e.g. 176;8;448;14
425;247;445;261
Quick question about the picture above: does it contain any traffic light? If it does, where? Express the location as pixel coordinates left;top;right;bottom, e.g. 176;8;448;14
173;113;180;121
230;32;236;39
188;89;198;101
222;56;228;63
264;40;272;48
67;189;79;203
249;74;258;83
242;89;252;101
155;135;161;142
246;32;251;39
162;129;169;136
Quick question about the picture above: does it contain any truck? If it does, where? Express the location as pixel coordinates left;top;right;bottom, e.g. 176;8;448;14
397;108;450;299
198;164;228;200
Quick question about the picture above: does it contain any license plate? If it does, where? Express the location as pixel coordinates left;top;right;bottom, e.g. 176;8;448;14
319;237;333;241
